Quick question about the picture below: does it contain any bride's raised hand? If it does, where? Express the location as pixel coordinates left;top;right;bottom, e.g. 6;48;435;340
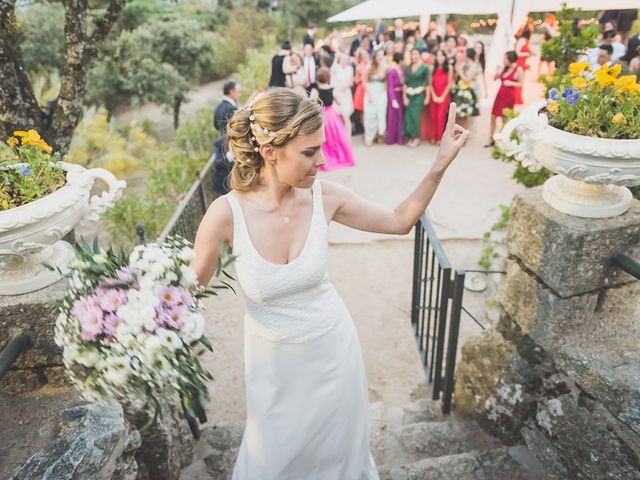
435;103;470;169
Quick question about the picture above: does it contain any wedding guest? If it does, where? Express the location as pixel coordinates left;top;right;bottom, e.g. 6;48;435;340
268;41;296;89
538;14;559;78
331;53;355;138
302;43;319;92
443;35;458;67
453;48;480;130
584;30;625;70
473;41;488;100
428;49;453;144
314;68;355;171
403;48;430;148
391;18;406;42
213;81;240;195
352;48;370;136
363;48;388;146
304;24;317;47
350;26;369;56
487;51;523;147
514;29;531;105
386;52;405;145
288;52;308;97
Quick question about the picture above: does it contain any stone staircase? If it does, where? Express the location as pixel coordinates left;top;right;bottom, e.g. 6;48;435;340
180;396;548;480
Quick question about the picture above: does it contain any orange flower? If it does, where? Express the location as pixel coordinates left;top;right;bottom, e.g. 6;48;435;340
612;113;625;124
12;129;52;154
7;137;19;148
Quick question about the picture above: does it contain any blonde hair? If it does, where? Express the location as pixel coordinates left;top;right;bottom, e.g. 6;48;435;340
226;89;323;191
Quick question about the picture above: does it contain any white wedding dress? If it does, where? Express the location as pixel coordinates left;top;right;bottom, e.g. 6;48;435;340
224;180;380;480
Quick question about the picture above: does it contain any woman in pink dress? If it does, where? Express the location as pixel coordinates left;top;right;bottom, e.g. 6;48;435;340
486;51;523;147
428;50;453;144
315;68;355;172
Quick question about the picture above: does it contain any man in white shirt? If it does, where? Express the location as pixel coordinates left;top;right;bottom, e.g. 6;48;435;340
391;18;405;42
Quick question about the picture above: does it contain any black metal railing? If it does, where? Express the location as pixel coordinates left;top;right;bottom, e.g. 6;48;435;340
0;334;31;381
612;253;640;280
411;214;465;414
158;155;219;243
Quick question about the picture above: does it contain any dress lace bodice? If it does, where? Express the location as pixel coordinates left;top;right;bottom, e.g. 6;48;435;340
224;181;343;343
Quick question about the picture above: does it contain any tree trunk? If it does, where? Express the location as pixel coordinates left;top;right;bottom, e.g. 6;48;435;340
0;0;124;155
173;97;182;130
0;0;45;141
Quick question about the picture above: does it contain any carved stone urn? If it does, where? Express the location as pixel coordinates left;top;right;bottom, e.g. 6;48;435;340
494;100;640;218
0;163;125;295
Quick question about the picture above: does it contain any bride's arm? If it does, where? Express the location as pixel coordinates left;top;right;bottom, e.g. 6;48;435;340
325;103;469;235
190;197;234;286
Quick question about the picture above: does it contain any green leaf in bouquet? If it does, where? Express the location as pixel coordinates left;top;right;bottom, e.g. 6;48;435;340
199;336;213;352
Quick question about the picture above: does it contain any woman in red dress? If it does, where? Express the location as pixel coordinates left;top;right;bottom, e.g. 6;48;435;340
428;49;454;144
352;48;370;132
514;29;531;105
487;51;523;147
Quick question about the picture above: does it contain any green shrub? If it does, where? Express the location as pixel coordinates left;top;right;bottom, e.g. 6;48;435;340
16;2;65;73
236;36;278;102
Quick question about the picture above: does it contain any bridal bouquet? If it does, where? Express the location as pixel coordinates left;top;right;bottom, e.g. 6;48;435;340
53;237;233;437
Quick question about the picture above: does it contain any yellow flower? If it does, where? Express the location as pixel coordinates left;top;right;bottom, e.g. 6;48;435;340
568;61;589;75
609;63;622;78
615;75;638;93
572;77;587;90
7;137;19;148
595;67;616;88
547;100;559;113
612;113;625;124
13;129;52;154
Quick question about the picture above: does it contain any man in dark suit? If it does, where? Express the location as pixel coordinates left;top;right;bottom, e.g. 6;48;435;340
212;81;240;195
303;24;317;47
390;18;406;42
350;26;369;56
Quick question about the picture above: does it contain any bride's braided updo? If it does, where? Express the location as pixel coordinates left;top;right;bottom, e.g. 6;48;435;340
226;88;323;191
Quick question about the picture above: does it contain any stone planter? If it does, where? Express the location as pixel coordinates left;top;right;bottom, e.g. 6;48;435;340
494;100;640;218
0;162;125;295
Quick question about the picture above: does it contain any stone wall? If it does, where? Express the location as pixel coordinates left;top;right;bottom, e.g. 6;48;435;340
455;188;640;479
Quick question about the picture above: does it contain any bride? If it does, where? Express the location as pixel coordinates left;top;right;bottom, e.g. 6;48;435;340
191;89;469;479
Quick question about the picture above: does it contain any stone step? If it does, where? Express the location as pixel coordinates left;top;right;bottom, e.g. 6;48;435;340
180;421;244;480
382;446;542;480
374;419;501;469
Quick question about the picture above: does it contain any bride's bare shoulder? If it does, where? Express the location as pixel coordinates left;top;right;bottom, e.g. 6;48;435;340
198;194;234;243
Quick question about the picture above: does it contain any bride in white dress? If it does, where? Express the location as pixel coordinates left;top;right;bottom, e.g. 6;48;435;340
191;89;469;480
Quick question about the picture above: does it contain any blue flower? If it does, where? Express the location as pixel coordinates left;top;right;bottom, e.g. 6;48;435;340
562;87;575;98
18;165;32;176
548;88;560;101
565;92;581;105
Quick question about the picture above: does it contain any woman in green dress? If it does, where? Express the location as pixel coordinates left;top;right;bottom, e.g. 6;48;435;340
403;48;430;148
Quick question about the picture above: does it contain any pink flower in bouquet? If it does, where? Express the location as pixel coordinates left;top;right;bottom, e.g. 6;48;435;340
102;312;123;341
116;267;135;284
72;296;104;342
157;303;188;330
159;285;192;308
96;288;128;312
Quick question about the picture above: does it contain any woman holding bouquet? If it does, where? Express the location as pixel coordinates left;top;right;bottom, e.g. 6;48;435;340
191;89;469;480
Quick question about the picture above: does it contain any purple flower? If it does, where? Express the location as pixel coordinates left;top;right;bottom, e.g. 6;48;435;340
95;287;128;312
115;267;135;284
159;285;192;308
548;88;560;101
71;296;104;342
565;92;581;105
156;303;188;330
18;165;32;176
102;313;122;341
